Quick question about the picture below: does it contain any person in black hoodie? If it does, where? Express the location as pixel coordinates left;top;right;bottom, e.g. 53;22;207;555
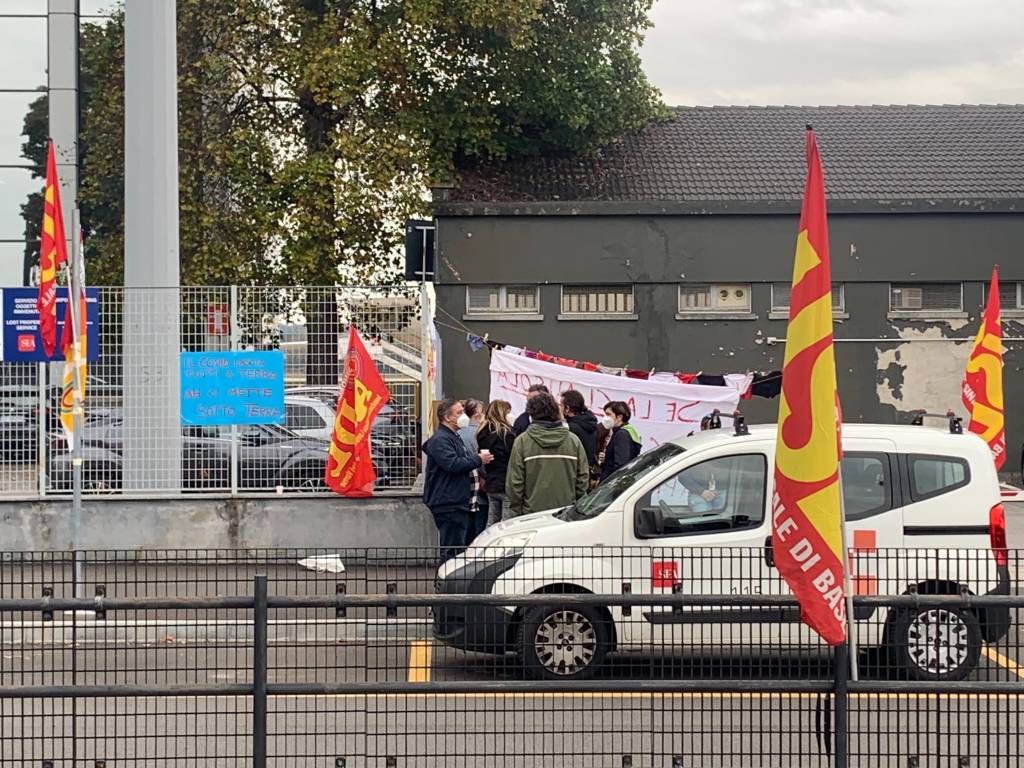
422;398;493;560
560;390;599;479
476;399;517;525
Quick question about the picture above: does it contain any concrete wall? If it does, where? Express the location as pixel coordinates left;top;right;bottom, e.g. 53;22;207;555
433;212;1024;472
0;494;437;551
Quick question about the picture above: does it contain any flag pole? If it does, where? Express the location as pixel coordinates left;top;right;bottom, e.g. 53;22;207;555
70;207;85;598
837;472;859;681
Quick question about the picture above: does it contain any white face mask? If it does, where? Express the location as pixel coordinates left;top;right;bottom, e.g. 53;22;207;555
456;413;471;429
600;415;615;430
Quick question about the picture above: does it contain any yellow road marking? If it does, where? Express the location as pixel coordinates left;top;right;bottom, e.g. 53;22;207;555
407;640;433;683
983;646;1024;680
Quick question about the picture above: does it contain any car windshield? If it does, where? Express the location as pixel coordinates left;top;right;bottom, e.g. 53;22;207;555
561;443;685;520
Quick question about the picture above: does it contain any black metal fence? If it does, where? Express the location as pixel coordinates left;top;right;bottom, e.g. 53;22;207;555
0;547;1021;766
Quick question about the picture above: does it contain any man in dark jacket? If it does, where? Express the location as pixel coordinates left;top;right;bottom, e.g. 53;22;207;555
506;393;589;516
422;398;493;560
560;390;598;464
512;384;549;435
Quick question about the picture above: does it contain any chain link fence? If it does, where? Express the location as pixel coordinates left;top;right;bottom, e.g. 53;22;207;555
0;286;424;498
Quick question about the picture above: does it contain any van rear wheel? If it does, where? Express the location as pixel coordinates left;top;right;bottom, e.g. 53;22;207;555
518;604;610;680
888;606;981;681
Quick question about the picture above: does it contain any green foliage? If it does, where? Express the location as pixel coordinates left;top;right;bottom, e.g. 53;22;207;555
20;0;662;287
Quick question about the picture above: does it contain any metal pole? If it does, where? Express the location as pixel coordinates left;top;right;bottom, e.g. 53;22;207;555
230;285;239;495
252;574;268;768
837;471;859;680
834;642;849;768
70;208;85;599
36;362;46;497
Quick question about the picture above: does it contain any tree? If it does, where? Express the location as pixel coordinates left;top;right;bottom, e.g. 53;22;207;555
19;1;662;382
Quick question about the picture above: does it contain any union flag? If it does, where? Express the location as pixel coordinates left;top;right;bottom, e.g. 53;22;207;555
37;140;69;358
962;267;1005;469
324;326;390;497
772;128;846;646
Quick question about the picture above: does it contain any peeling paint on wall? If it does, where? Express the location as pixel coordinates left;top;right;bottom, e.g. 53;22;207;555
875;327;972;418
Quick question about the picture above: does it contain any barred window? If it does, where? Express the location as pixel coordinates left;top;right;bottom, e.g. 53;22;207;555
987;281;1023;310
771;282;845;313
466;285;539;314
678;284;751;312
890;283;962;312
560;285;634;315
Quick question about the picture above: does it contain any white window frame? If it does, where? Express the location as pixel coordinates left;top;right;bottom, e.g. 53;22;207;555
887;282;966;320
676;283;756;320
463;285;542;321
558;284;637;321
769;282;848;320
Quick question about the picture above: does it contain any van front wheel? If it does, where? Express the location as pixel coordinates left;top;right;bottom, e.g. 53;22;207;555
518;604;610;680
888;606;981;681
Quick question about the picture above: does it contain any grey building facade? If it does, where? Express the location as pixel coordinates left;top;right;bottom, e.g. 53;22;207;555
430;106;1024;470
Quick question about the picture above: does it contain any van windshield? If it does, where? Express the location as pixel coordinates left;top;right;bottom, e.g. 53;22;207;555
560;443;685;521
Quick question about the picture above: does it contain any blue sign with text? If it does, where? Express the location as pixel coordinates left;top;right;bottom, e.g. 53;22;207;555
179;351;285;425
1;287;101;362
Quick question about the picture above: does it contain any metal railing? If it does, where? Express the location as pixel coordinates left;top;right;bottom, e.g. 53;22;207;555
0;285;424;499
0;547;1021;766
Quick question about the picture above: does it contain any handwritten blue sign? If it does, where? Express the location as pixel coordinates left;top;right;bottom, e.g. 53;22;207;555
179;351;285;425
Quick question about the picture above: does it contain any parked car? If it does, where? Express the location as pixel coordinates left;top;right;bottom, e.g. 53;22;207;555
0;377;119;462
434;422;1010;682
47;410;390;492
285;386;419;485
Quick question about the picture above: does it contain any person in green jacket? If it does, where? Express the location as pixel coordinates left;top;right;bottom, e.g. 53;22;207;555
506;393;589;517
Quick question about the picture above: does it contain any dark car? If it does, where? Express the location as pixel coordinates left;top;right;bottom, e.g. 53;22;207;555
0;377;121;463
47;412;390;492
285;386;421;484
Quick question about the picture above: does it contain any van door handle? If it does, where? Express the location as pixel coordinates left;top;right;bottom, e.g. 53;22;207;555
763;536;775;568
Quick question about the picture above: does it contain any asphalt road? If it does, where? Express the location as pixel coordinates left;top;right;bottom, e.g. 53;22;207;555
1;507;1023;766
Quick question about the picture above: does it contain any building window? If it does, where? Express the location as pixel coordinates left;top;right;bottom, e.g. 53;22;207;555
985;280;1024;314
465;285;540;318
889;283;964;317
676;283;755;319
558;284;635;319
770;282;846;318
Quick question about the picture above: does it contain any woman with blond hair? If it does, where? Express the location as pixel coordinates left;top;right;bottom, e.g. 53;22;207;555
476;399;516;525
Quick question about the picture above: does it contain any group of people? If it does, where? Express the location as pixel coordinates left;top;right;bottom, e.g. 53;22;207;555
421;386;643;559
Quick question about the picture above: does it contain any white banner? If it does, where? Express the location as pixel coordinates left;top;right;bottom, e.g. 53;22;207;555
489;350;751;452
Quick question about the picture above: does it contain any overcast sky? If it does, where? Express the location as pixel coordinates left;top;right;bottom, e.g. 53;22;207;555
641;0;1024;106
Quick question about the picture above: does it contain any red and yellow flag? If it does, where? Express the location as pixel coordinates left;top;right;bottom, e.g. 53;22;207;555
59;228;87;448
772;129;846;646
37;140;69;358
324;326;390;497
962;267;1005;469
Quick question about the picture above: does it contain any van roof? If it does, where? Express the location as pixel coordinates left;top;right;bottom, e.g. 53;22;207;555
667;422;989;455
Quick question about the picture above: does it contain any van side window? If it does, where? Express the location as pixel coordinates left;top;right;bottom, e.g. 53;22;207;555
635;454;766;538
908;454;970;501
840;453;891;520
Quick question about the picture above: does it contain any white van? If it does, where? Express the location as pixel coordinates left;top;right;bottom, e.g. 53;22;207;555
433;422;1011;681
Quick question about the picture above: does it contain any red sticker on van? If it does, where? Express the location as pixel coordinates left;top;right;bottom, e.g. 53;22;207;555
651;561;679;588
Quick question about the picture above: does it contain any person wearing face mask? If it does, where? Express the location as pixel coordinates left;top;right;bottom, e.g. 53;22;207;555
598;401;643;482
457;399;486;452
456;399;488;543
422;398;494;561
